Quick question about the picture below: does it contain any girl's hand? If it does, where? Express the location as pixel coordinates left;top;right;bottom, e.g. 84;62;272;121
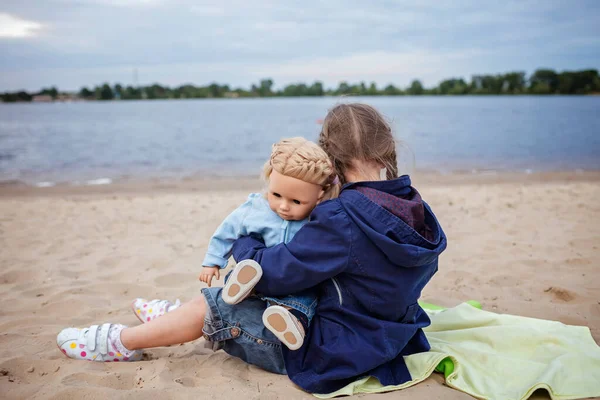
199;266;220;287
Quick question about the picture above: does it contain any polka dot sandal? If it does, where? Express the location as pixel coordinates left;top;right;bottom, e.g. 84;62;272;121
131;298;181;323
57;323;142;362
222;259;262;305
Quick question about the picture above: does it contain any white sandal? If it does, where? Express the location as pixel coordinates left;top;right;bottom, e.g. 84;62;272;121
262;305;305;351
131;298;181;323
57;323;142;362
221;259;262;305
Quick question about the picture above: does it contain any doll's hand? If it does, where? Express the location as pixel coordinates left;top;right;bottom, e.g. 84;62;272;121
199;266;220;287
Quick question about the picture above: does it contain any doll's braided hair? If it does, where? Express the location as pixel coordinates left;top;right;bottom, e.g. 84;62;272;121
263;137;340;201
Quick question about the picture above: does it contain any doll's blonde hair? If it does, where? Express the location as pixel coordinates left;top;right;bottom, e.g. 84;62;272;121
263;137;340;201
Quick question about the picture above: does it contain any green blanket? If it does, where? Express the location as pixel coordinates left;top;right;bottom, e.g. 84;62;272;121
315;302;600;399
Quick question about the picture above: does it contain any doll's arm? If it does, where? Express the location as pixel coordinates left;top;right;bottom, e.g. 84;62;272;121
202;196;254;269
198;266;220;287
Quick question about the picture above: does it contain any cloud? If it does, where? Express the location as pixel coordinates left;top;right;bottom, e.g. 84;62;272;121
0;13;43;38
0;0;598;91
249;48;493;88
189;5;227;16
72;0;163;7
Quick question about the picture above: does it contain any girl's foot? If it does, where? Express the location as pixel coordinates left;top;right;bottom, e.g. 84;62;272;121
131;298;181;323
262;305;305;350
222;259;262;305
57;323;142;362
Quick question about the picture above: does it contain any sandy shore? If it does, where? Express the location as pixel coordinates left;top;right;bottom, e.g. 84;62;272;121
1;171;599;399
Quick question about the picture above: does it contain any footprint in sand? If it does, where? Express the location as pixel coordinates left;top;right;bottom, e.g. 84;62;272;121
153;273;190;287
487;273;522;288
174;376;197;387
544;286;576;302
564;258;591;266
61;372;135;390
0;269;37;285
97;255;123;269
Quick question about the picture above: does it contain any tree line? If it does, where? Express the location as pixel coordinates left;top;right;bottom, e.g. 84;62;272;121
1;68;598;102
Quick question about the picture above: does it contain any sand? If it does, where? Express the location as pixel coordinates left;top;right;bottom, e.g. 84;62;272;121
1;172;599;399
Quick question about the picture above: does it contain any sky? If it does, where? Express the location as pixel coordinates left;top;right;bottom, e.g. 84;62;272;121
0;0;599;92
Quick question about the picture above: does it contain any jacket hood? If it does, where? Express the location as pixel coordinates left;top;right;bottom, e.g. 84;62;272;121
340;176;447;268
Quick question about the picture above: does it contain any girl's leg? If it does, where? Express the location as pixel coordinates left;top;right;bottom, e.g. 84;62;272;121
121;295;207;350
58;296;207;362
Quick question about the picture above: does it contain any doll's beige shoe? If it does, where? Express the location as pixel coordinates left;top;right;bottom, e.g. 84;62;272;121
221;259;262;305
262;305;305;350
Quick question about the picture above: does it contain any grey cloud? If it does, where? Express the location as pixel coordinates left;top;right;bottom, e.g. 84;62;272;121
0;0;599;90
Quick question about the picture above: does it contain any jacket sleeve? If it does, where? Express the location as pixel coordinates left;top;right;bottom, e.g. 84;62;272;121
232;201;351;296
202;195;254;269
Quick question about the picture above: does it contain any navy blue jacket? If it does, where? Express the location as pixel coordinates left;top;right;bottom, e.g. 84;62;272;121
232;176;447;393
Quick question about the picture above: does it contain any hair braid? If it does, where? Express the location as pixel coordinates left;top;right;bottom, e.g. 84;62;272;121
318;103;399;183
263;137;340;200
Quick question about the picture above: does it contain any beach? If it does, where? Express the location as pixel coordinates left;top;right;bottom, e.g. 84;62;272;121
1;171;599;399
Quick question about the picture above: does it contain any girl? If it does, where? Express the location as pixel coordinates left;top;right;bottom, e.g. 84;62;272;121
57;103;446;395
228;103;445;393
132;137;339;350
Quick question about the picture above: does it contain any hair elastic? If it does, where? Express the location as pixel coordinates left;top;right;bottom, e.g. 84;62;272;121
379;168;387;180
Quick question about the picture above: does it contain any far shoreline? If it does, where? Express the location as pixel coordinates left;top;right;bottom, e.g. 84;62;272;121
1;169;599;198
2;93;600;105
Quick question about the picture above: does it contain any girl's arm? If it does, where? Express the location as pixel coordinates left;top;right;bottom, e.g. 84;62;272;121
202;195;256;268
232;201;351;296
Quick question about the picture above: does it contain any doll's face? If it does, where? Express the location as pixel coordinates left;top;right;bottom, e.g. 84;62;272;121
267;170;323;221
